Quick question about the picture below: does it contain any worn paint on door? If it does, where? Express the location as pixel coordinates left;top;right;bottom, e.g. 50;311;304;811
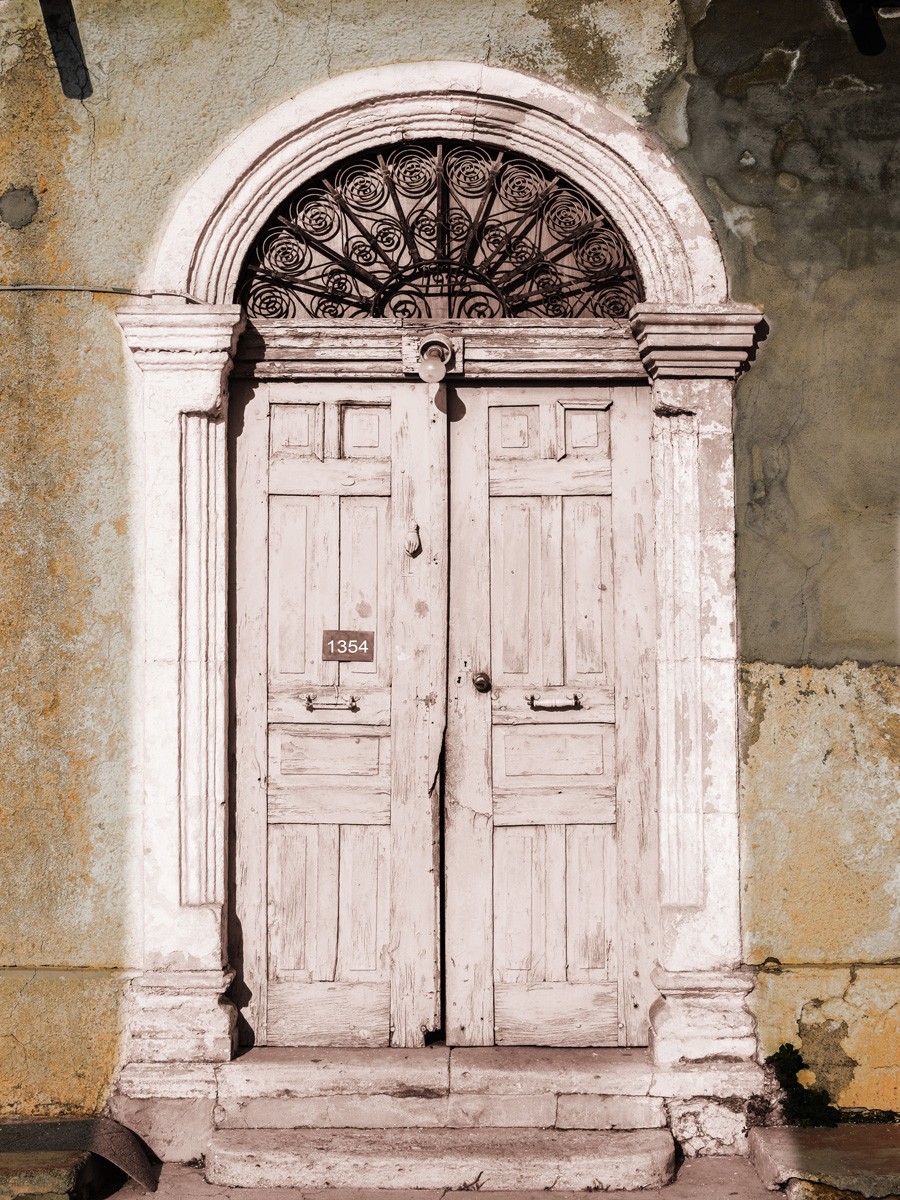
233;379;656;1048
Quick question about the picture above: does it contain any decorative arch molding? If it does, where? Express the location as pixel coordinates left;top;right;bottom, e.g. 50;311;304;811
149;62;727;308
115;62;764;1091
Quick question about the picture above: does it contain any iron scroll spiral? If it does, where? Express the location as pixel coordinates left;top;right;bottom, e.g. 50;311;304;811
237;142;643;320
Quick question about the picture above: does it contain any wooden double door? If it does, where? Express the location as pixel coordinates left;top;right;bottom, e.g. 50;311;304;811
234;376;656;1049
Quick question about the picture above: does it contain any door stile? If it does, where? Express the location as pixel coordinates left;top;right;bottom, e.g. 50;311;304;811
610;384;658;1045
389;383;449;1045
445;388;495;1045
233;379;271;1041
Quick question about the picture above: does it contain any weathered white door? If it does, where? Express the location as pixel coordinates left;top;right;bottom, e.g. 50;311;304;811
234;375;656;1048
234;380;447;1047
445;385;655;1047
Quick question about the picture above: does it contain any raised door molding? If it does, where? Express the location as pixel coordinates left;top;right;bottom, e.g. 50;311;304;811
630;304;762;991
118;302;244;1060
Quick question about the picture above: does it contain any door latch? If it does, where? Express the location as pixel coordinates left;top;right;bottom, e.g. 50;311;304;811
526;692;583;712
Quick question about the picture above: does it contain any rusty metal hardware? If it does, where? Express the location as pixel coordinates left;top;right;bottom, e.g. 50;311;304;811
472;672;492;693
526;692;583;712
305;693;360;712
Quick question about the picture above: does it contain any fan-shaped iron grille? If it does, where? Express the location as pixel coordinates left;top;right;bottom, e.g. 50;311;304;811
237;141;644;320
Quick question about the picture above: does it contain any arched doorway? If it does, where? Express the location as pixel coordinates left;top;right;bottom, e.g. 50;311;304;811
231;139;653;1050
115;64;762;1075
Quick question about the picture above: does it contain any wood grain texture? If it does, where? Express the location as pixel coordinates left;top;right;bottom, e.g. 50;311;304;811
267;725;391;824
267;824;339;982
266;982;391;1047
611;385;658;1045
445;386;494;1045
234;319;644;382
494;982;620;1046
388;382;447;1046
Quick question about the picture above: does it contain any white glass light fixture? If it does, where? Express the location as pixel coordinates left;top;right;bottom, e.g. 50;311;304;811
416;334;453;383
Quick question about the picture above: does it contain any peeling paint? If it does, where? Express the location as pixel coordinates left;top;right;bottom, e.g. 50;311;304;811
741;663;900;965
752;966;900;1111
1;0;898;1120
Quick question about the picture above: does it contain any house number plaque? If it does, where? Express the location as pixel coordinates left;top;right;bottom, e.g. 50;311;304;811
322;630;375;662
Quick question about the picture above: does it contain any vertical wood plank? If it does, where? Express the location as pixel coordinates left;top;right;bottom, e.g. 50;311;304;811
495;499;533;677
389;382;447;1045
312;824;340;981
268;498;309;677
611;385;658;1044
338;497;386;683
493;826;545;983
233;380;270;1040
267;825;308;980
566;824;609;983
544;824;568;982
564;497;605;678
540;497;564;687
338;824;390;981
313;494;340;687
446;386;494;1044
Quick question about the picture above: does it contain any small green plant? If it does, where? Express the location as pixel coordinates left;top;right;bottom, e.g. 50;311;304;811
766;1043;840;1127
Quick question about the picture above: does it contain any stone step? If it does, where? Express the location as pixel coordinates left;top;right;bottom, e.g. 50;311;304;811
216;1046;762;1102
206;1127;676;1191
216;1048;669;1132
216;1046;657;1105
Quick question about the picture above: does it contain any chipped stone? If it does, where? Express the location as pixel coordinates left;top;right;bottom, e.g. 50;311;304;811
666;1098;749;1157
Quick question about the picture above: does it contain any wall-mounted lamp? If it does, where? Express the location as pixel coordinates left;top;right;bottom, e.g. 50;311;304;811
415;334;454;384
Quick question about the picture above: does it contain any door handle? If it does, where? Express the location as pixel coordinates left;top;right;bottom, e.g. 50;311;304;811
305;693;360;713
526;693;583;712
472;672;492;693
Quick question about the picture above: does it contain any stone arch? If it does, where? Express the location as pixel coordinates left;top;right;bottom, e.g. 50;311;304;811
148;62;728;309
116;61;763;1083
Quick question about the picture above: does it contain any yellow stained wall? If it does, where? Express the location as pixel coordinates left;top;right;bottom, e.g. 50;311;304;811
0;0;897;1116
742;664;900;1112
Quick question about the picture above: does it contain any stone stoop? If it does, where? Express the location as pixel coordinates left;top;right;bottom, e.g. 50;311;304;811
205;1127;676;1190
206;1048;678;1189
111;1046;767;1185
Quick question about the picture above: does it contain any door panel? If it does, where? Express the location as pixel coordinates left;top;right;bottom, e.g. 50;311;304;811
234;380;446;1048
236;376;656;1049
445;385;653;1047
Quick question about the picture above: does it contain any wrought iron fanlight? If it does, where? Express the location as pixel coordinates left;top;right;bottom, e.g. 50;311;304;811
236;141;644;320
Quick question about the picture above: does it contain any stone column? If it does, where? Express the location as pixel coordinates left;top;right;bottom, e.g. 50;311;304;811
117;300;245;1062
630;304;762;1066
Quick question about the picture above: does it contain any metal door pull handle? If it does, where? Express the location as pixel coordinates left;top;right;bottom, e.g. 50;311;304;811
305;694;360;712
526;693;583;712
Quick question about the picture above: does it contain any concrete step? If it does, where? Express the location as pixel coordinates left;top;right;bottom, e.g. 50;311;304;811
206;1126;677;1190
0;1150;99;1199
749;1126;900;1196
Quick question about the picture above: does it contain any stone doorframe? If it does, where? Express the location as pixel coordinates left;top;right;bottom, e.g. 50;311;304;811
115;62;763;1068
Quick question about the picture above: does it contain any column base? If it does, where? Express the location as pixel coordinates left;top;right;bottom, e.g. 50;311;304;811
125;969;237;1063
649;968;757;1066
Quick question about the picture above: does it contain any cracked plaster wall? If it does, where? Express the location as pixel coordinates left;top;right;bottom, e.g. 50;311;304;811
0;0;897;1115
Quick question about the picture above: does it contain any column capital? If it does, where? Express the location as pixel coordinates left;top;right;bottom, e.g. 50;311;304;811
630;303;764;380
117;301;246;415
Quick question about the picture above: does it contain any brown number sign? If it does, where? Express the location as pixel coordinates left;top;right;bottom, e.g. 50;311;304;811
322;630;375;662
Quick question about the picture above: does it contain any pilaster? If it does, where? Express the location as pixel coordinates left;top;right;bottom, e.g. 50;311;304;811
630;304;762;1064
118;300;245;1061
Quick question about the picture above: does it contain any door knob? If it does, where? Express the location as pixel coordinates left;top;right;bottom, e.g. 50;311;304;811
472;672;492;693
